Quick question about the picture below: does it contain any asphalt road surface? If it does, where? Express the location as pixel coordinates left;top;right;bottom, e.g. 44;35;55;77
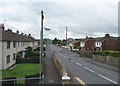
48;45;119;85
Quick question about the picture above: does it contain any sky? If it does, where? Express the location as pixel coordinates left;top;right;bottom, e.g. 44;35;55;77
0;0;119;39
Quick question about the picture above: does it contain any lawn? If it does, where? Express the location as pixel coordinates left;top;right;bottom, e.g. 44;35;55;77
1;63;40;84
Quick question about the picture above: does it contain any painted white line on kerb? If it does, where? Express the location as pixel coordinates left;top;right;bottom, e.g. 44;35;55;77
84;67;94;73
76;63;82;66
98;74;118;84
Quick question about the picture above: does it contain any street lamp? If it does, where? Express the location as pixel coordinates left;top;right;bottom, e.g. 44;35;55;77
66;27;68;45
40;10;50;84
40;10;44;84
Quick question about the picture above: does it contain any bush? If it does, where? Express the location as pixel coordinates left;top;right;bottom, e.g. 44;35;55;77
93;51;120;58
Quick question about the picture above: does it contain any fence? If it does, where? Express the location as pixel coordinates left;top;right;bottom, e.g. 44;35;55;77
1;74;41;86
16;58;40;64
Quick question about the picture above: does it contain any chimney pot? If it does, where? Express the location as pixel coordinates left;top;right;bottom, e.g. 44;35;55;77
16;30;19;34
7;29;12;32
0;23;5;30
21;33;23;35
29;34;31;36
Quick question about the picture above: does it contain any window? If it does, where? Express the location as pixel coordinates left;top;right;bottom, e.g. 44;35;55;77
96;42;99;45
13;42;16;48
13;53;16;60
21;42;24;46
6;55;10;64
7;41;10;49
18;42;20;47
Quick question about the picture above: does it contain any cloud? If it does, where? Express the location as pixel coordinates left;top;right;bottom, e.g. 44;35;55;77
0;0;119;39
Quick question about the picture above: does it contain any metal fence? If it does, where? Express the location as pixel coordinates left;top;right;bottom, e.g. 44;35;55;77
1;76;42;86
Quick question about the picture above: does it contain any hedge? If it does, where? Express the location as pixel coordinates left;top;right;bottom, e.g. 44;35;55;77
93;51;120;58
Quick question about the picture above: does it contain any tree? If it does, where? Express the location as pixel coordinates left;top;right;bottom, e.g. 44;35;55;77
26;46;33;57
52;38;58;45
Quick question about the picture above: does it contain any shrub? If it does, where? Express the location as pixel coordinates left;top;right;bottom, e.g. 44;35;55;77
93;51;120;58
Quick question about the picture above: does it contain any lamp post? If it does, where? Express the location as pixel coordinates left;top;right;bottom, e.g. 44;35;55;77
66;27;68;45
40;10;44;84
40;10;50;84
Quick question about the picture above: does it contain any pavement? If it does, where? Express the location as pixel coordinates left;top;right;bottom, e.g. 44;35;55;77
65;49;119;73
44;46;61;84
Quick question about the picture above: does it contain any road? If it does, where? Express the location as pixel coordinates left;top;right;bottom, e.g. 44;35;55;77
48;45;119;85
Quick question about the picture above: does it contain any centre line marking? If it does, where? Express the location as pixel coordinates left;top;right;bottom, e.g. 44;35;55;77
84;67;94;72
98;74;118;84
76;63;82;66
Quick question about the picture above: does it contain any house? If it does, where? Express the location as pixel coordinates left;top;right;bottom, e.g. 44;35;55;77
80;37;95;51
0;23;38;70
84;37;95;51
79;34;119;51
68;40;80;51
101;34;119;51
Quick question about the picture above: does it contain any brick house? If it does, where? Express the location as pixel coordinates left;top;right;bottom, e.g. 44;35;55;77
94;34;119;51
101;34;119;51
79;34;119;51
84;37;95;51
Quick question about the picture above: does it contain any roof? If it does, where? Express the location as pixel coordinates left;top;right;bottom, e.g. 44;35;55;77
1;30;35;42
0;24;36;42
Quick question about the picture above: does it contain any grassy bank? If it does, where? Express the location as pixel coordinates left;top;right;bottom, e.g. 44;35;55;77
1;63;40;84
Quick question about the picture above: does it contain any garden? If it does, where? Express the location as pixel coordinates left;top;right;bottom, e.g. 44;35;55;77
1;63;40;84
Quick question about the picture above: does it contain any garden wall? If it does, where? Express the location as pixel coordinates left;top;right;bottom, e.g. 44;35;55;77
93;55;120;67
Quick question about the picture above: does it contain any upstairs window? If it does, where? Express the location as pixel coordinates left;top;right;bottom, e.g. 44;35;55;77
7;41;10;49
13;42;16;48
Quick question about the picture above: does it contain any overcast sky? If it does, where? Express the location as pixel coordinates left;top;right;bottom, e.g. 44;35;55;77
0;0;119;39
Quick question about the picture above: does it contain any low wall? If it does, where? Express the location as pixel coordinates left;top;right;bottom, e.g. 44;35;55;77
52;53;70;81
93;55;119;67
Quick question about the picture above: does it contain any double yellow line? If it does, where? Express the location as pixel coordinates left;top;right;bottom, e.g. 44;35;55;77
74;77;87;86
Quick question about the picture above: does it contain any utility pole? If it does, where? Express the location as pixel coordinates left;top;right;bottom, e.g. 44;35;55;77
66;27;68;45
40;10;44;84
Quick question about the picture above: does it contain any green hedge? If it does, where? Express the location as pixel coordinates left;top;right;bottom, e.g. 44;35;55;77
93;51;120;58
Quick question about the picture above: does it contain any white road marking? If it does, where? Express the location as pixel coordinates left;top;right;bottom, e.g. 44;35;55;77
76;63;82;66
98;74;118;84
84;67;94;73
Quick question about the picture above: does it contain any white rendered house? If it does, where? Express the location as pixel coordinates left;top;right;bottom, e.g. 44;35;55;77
0;24;38;70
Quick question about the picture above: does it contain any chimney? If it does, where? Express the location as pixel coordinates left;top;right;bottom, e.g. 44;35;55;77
16;30;19;34
7;28;12;32
86;36;88;39
105;33;110;37
0;23;5;30
21;33;23;35
28;34;31;36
